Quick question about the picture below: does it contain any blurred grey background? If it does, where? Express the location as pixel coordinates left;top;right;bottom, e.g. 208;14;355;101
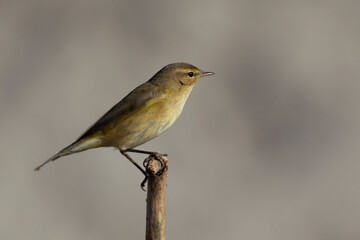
1;0;360;239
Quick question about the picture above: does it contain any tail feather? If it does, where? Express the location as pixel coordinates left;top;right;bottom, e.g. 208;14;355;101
34;137;103;171
34;151;69;171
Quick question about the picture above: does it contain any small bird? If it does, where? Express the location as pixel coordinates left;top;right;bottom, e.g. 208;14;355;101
34;63;214;176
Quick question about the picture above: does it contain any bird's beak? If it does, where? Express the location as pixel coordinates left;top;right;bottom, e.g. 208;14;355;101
201;71;215;77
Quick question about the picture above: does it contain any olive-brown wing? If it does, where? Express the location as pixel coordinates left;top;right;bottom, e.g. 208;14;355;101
76;82;167;141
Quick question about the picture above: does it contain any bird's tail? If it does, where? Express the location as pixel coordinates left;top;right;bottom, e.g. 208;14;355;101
34;137;103;171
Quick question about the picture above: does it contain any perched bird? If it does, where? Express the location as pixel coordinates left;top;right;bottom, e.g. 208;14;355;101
34;62;214;176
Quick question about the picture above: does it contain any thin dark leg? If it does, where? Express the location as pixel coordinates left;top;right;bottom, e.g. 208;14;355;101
125;148;168;157
121;148;168;191
126;148;168;171
120;150;146;175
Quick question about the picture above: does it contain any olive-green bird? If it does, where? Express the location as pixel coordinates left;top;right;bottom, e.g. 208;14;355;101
34;63;214;174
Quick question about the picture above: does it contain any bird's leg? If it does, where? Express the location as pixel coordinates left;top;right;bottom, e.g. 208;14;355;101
120;150;146;175
121;149;168;190
120;150;148;191
125;148;168;175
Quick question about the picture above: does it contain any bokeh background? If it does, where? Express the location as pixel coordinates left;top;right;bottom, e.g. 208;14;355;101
1;0;360;239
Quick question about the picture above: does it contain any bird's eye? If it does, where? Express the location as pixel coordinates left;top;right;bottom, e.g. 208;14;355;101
187;72;194;78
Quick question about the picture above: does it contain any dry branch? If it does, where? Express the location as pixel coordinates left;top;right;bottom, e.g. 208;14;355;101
145;155;168;240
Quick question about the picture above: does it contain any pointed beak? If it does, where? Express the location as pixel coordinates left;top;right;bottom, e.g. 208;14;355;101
201;71;215;77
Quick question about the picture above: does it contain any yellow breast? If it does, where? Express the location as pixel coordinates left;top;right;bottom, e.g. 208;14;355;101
108;87;193;149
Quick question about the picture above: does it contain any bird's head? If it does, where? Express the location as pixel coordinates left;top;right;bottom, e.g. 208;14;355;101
149;62;214;90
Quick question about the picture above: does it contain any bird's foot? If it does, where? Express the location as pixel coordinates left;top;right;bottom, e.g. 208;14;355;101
143;152;168;176
140;176;148;191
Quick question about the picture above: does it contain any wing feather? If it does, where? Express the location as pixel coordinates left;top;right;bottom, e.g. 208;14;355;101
77;82;167;140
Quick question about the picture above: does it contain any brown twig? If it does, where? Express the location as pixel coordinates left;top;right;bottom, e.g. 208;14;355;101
145;155;168;240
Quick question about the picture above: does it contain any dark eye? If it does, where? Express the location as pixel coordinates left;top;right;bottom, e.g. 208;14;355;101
187;72;194;78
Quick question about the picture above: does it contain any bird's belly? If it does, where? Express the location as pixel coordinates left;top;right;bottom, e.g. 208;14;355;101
138;113;178;144
112;98;187;149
